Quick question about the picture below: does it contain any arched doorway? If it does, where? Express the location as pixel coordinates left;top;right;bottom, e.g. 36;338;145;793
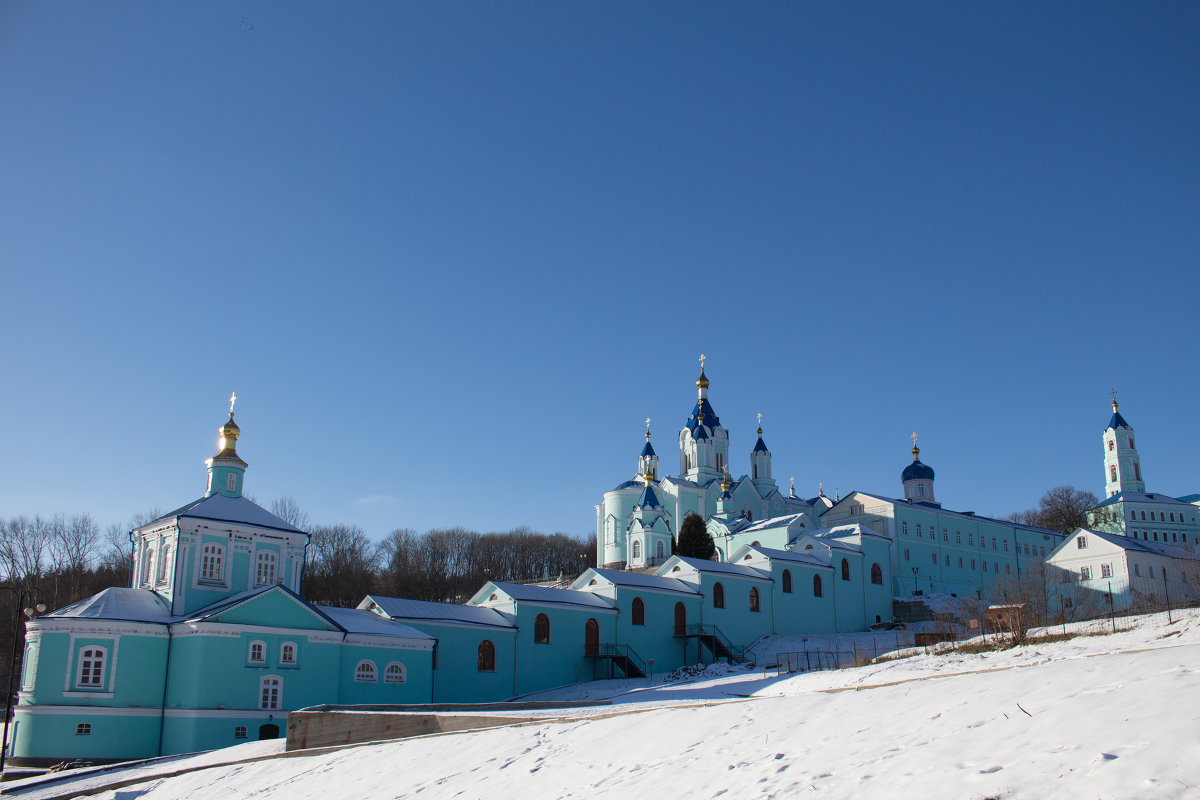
585;618;599;656
674;602;686;636
258;723;280;740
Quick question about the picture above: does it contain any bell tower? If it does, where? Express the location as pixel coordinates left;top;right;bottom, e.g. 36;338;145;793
206;392;248;498
1104;396;1145;497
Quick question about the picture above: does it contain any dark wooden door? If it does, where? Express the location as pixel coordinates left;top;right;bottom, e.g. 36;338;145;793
585;618;599;656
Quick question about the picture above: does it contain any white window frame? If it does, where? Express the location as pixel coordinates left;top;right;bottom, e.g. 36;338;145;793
234;726;248;738
384;662;406;684
200;543;226;584
355;660;378;682
280;642;297;665
156;541;172;584
1101;563;1113;578
259;675;282;710
255;551;278;586
76;646;107;689
227;472;237;492
1080;566;1092;580
248;640;266;664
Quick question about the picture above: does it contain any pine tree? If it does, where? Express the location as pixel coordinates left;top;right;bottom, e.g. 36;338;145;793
675;511;716;559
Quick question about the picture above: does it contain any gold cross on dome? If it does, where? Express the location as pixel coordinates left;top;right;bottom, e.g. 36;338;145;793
911;431;918;446
1110;389;1118;402
757;412;762;427
699;353;706;369
229;392;238;415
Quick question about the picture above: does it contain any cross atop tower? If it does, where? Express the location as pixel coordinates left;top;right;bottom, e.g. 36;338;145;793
699;353;706;370
229;391;238;416
911;431;918;447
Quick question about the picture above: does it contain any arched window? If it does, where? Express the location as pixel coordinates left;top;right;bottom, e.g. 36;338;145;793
259;675;281;709
1108;439;1114;451
77;646;107;687
156;542;172;583
712;582;725;608
477;640;496;672
534;613;551;644
585;618;599;656
782;570;792;593
841;558;851;581
248;641;266;663
749;587;760;612
255;551;278;586
384;662;406;684
280;642;296;664
141;545;154;586
1142;511;1147;520
632;540;641;560
870;563;883;584
751;541;761;547
1110;466;1118;482
674;602;686;636
631;597;645;626
813;574;823;597
1130;438;1135;449
201;543;225;583
655;540;665;559
354;660;377;682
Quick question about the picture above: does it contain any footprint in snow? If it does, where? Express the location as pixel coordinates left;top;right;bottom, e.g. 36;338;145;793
979;765;1003;774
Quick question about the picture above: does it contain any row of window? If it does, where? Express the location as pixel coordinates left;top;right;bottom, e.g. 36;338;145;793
629;540;666;560
353;660;407;684
1132;530;1187;543
901;522;1044;555
1110;463;1142;482
903;549;1015;575
1107;437;1134;452
141;541;282;588
1130;509;1190;523
248;641;297;665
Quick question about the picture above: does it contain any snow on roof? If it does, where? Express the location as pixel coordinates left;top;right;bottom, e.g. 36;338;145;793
736;545;830;568
485;582;616;610
1072;529;1200;563
663;556;771;580
580;569;698;594
317;606;434;639
44;587;172;623
1178;493;1200;504
143;494;307;534
741;513;808;533
362;596;514;628
1094;491;1196;509
830;491;1063;536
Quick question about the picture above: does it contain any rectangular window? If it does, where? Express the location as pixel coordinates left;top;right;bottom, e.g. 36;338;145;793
1077;536;1088;549
1101;563;1113;578
255;551;278;586
1039;547;1046;557
235;726;248;739
983;561;988;572
1081;566;1092;580
904;548;910;561
201;543;225;583
992;538;998;551
76;723;91;736
968;534;974;546
944;554;950;566
970;559;975;569
1004;540;1009;552
902;522;909;535
957;556;963;568
1005;564;1011;574
956;532;961;544
917;525;922;537
931;553;937;565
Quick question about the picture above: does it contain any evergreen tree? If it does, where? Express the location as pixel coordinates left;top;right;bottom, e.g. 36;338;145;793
675;511;716;559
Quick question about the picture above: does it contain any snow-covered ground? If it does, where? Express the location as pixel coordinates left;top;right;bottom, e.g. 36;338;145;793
9;609;1200;799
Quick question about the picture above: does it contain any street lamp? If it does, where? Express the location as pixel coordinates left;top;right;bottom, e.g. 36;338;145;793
912;567;919;595
1;586;45;774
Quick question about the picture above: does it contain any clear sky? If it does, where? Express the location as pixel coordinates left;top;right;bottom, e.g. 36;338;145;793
2;2;1197;541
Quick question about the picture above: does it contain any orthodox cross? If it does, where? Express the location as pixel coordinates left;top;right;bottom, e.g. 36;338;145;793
699;353;706;370
911;431;918;447
1110;389;1118;403
757;412;763;429
645;417;652;438
229;392;238;415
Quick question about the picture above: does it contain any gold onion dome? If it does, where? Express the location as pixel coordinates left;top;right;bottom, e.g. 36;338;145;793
696;367;709;390
721;471;732;492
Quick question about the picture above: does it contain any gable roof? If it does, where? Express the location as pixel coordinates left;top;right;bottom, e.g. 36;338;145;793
574;568;697;595
317;606;434;639
731;545;831;568
361;596;515;628
474;581;616;610
44;587;173;623
827;491;1064;536
141;494;307;535
1065;528;1200;563
659;555;771;581
185;584;341;630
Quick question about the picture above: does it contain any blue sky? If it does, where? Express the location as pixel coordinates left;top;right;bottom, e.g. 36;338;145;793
2;2;1197;540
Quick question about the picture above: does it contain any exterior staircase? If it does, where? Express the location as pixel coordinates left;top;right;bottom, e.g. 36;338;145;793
586;643;648;679
675;624;750;665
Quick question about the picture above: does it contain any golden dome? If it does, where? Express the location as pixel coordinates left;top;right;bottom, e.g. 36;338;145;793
696;367;709;390
721;471;732;492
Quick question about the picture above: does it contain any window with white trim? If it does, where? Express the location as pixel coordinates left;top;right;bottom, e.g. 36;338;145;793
355;660;377;682
1077;536;1087;549
249;641;266;664
1080;566;1092;580
280;642;296;665
385;662;407;684
156;541;172;583
234;726;248;738
200;543;225;583
76;723;91;735
77;646;107;688
259;675;281;709
141;544;154;586
227;472;237;492
1101;563;1113;578
255;551;278;586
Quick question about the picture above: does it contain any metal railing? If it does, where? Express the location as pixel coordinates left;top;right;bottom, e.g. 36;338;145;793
587;643;649;678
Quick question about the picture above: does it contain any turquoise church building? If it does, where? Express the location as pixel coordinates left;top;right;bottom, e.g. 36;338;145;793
18;374;1170;767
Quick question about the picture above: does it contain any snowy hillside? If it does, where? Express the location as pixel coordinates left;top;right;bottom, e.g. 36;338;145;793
12;610;1200;800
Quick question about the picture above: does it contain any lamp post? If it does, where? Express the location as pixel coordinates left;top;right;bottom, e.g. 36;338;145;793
912;567;919;595
1;586;46;774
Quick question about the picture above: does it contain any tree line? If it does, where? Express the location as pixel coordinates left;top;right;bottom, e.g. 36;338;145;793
0;499;594;698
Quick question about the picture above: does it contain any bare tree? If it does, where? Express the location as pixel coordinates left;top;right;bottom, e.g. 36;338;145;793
271;496;311;532
1008;486;1099;535
303;524;377;607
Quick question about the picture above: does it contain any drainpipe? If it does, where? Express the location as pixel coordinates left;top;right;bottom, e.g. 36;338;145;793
512;626;520;698
156;623;174;757
430;640;438;703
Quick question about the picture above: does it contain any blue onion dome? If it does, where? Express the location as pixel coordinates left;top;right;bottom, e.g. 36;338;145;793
902;445;935;481
1108;399;1131;430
